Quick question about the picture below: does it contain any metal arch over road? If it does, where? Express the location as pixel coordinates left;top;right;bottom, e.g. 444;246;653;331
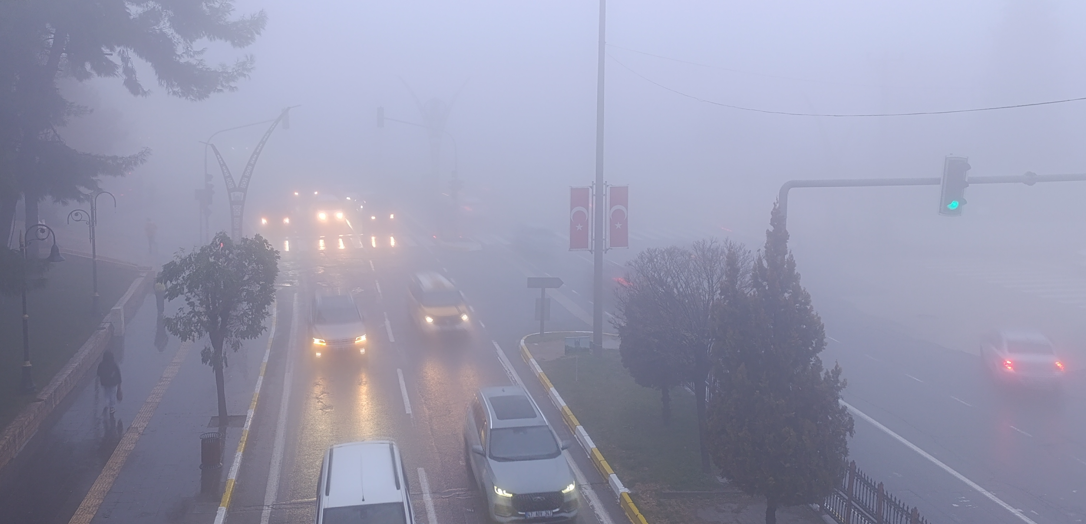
777;171;1086;227
208;106;298;240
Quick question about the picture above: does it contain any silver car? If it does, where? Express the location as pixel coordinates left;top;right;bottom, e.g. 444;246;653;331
980;329;1065;388
310;293;367;357
464;386;580;523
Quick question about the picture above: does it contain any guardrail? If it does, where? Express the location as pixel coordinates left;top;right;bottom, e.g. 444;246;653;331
823;460;930;524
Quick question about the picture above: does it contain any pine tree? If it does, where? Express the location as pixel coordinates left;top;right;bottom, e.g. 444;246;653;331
708;203;854;524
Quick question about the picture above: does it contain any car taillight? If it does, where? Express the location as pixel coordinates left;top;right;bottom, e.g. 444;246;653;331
1003;360;1014;372
1055;361;1065;371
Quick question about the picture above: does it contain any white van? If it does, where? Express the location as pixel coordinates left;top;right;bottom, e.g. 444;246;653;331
315;440;415;524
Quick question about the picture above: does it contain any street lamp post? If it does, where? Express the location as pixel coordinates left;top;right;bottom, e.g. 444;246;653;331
68;191;116;311
19;223;65;393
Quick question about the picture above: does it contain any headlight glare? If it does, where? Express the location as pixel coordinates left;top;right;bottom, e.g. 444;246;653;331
460;313;469;322
494;486;513;498
562;482;576;494
313;338;326;346
355;334;366;343
425;316;434;323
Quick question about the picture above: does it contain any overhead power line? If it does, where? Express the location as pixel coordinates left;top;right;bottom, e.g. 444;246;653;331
607;53;1086;118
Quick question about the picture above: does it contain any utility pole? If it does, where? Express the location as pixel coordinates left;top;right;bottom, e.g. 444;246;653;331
592;0;607;352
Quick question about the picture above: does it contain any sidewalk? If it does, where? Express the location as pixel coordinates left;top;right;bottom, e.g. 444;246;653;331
0;282;281;524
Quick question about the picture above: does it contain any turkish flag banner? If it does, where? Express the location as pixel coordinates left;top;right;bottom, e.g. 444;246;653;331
570;187;591;250
608;185;628;248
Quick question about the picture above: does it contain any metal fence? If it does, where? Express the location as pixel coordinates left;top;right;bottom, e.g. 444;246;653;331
822;461;930;524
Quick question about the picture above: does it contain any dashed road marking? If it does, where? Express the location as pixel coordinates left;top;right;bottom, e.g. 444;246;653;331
397;369;412;416
845;400;1038;524
385;312;395;343
493;341;520;387
369;260;375;272
904;373;924;383
68;340;195;524
1010;425;1032;438
375;280;383;299
417;467;439;524
950;396;973;407
827;336;841;343
865;354;881;362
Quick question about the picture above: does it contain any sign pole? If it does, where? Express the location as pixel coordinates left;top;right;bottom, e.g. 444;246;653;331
539;288;546;337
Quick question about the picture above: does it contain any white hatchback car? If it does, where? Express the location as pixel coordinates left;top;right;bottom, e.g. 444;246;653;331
315;440;415;524
980;330;1065;388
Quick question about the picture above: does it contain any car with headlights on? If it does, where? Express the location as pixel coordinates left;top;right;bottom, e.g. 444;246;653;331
980;329;1065;389
310;292;367;357
464;386;579;523
408;272;471;333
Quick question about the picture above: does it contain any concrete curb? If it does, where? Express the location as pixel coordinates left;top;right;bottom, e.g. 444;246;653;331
519;334;649;524
0;269;153;473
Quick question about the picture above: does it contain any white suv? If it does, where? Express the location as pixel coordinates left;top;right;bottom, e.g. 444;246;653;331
315;440;415;524
464;386;580;523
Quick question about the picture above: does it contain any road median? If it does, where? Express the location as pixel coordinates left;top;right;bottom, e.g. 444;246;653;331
521;331;827;524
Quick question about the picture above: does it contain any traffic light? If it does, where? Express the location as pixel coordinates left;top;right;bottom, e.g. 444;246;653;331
377;106;385;128
939;156;970;216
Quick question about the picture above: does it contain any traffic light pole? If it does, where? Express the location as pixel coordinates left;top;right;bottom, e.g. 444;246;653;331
777;171;1086;228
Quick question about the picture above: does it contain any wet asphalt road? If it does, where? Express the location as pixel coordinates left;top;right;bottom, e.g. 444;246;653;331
1;211;1084;524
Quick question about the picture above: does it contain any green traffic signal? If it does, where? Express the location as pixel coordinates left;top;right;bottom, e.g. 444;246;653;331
947;200;960;210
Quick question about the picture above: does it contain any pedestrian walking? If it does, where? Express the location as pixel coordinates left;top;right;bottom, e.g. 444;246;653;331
154;281;166;314
97;350;122;416
145;218;158;254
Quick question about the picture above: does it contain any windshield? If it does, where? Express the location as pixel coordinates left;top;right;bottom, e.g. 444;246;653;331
1007;341;1054;355
316;303;361;325
420;290;463;308
488;426;561;461
322;503;406;524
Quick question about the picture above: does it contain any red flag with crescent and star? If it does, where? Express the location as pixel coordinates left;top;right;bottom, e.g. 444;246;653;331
570;187;590;250
608;185;628;248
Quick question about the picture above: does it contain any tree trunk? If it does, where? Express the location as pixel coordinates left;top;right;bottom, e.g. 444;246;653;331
695;376;711;472
660;387;671;426
214;345;228;427
765;495;778;524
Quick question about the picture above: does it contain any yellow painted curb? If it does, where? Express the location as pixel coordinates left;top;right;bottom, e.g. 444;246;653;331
538;373;554;391
620;492;649;524
590;447;615;478
560;405;580;432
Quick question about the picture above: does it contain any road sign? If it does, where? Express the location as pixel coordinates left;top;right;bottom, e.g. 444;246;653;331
527;276;563;289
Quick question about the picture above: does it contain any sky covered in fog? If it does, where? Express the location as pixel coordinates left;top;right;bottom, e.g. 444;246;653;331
58;0;1086;252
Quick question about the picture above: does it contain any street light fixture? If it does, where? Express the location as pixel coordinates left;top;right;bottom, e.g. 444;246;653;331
67;190;116;311
19;223;64;393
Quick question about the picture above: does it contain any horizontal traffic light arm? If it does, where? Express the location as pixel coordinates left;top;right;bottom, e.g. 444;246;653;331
777;172;1086;227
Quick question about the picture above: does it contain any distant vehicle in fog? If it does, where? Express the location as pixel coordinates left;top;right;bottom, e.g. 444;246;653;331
511;224;560;257
980;329;1064;389
408;271;471;333
310;292;367;358
464;386;579;523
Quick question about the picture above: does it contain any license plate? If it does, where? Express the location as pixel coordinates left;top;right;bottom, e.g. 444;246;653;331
525;511;553;519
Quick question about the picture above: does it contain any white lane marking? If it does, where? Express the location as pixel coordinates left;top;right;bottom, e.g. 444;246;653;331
1010;426;1032;438
1074;456;1086;467
397;369;412;416
844;401;1038;524
493;341;521;387
865;354;881;362
904;373;924;383
827;336;840;343
260;294;298;524
571;289;579;295
384;312;395;343
492;340;611;524
950;396;973;407
417;467;439;524
479;321;486;329
369;259;375;272
375;280;383;298
563;448;615;524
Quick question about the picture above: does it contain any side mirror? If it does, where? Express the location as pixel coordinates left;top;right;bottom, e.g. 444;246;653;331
472;444;485;456
560;439;572;451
